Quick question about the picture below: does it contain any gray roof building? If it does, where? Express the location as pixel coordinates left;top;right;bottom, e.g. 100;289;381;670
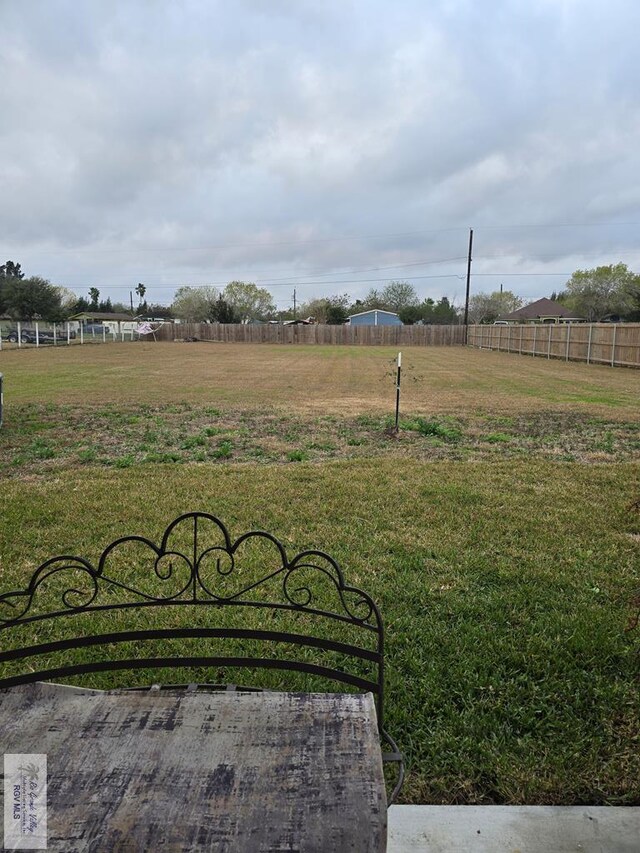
499;298;583;324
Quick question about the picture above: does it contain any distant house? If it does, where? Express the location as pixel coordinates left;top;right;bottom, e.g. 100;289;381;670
70;311;134;323
346;310;403;326
69;311;138;335
498;298;582;325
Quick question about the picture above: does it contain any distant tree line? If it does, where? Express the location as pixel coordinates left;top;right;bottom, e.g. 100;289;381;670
4;259;639;326
468;263;640;324
292;281;459;325
0;263;169;323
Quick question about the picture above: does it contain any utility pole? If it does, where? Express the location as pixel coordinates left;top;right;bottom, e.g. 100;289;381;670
130;290;134;315
293;288;297;319
463;228;474;344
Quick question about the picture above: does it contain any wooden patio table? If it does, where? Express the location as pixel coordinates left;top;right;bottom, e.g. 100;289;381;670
1;681;387;852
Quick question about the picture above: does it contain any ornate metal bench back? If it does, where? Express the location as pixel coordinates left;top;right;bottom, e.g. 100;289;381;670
0;512;386;731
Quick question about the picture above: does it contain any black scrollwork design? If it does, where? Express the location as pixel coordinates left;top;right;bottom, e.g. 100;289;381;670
0;557;99;627
0;513;381;631
283;556;376;626
0;511;399;800
0;591;33;625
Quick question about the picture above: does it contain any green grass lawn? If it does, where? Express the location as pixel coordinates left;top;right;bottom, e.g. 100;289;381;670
0;343;638;804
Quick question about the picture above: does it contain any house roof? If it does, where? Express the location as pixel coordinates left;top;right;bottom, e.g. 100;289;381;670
347;309;400;319
69;312;136;321
500;298;580;321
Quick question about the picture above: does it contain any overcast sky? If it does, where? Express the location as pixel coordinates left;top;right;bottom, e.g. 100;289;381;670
2;0;640;311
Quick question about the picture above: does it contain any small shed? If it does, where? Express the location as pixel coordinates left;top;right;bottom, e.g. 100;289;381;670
347;310;403;326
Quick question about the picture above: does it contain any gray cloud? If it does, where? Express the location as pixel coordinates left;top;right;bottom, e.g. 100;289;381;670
1;0;640;310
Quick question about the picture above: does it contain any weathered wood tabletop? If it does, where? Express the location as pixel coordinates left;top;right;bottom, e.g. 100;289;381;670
0;682;387;852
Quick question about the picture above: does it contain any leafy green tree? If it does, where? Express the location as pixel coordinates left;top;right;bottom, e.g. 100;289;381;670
88;287;100;309
0;260;24;313
468;290;523;324
354;289;385;311
209;295;239;323
400;295;459;324
0;261;23;279
561;263;640;321
224;281;275;321
325;295;349;325
432;296;459;324
4;276;64;322
381;280;419;313
171;286;220;321
398;304;423;324
70;296;91;314
300;294;349;324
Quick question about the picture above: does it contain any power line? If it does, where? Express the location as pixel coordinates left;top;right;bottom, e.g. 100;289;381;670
75;273;465;290
257;255;467;282
472;272;572;276
49;270;576;293
2;226;469;257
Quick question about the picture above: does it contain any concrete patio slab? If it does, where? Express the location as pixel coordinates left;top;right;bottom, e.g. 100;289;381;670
387;805;640;853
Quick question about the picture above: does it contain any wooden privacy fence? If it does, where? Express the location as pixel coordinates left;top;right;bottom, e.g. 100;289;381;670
468;323;640;368
156;322;465;346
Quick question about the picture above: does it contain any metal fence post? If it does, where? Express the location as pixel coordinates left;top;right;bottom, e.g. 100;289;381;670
611;324;617;367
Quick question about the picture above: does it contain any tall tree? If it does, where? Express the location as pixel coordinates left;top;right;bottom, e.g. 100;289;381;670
0;261;24;279
88;287;100;309
4;276;63;322
561;263;639;321
381;281;419;313
224;281;275;321
209;294;239;323
355;289;385;311
468;290;523;324
70;296;91;314
299;294;349;324
432;296;459;324
171;286;220;321
135;283;147;305
0;260;24;313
